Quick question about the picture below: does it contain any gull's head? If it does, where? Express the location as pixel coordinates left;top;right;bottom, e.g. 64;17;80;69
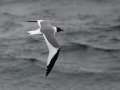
56;27;64;32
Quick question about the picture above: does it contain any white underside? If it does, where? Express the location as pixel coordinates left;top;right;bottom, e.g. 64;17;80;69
43;34;58;66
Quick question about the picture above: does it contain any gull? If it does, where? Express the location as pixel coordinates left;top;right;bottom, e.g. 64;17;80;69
26;20;63;77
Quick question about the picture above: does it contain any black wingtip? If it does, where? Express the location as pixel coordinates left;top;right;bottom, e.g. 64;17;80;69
45;69;48;76
45;49;60;77
45;72;49;78
25;20;37;22
45;66;50;77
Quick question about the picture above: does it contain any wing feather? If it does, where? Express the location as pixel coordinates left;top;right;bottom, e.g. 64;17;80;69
42;25;60;76
43;33;59;66
46;49;60;77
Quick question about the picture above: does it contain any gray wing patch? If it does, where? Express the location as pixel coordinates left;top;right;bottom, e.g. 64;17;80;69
41;27;60;48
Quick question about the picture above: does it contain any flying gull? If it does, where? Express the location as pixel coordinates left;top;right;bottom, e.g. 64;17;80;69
26;20;63;77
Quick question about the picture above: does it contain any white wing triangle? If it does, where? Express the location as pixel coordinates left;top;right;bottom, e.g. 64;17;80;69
27;28;42;35
43;34;59;66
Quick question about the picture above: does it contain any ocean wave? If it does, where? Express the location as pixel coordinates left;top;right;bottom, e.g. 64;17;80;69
108;24;120;30
62;42;120;52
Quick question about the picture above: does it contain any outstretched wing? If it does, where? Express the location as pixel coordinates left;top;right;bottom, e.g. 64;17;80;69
46;49;60;77
42;29;60;77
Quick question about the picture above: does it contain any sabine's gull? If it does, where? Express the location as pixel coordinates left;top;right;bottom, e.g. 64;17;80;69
26;20;63;77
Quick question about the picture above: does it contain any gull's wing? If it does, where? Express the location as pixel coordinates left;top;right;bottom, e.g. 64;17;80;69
46;49;60;77
42;29;60;77
27;28;42;35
